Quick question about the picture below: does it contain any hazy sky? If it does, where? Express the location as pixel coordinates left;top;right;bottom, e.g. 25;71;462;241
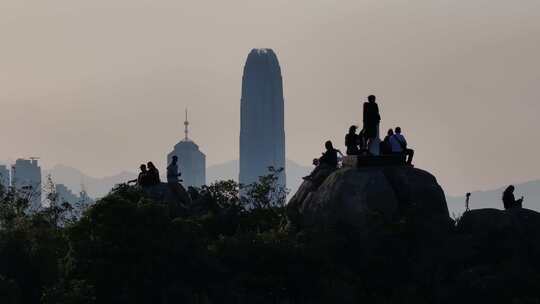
2;0;540;195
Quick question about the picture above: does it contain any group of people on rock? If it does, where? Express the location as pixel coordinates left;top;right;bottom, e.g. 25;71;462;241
381;127;414;164
135;162;161;187
304;95;415;181
344;95;414;164
345;125;414;165
131;155;182;187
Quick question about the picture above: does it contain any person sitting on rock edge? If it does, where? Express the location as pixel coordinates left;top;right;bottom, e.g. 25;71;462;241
167;155;182;184
146;161;161;185
389;127;414;165
502;185;524;210
381;128;394;155
345;125;360;155
303;140;343;182
319;140;343;168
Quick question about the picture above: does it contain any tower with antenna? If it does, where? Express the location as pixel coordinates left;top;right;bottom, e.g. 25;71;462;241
184;108;189;141
167;108;206;188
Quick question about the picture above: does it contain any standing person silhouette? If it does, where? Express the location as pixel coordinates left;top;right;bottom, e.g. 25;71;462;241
167;156;182;184
363;95;381;155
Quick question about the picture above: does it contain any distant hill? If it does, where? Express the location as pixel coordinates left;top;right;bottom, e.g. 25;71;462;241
45;160;311;200
44;164;136;199
447;180;540;216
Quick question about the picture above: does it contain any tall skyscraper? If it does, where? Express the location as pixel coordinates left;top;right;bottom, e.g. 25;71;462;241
12;158;42;210
0;165;9;192
239;48;286;187
167;110;206;188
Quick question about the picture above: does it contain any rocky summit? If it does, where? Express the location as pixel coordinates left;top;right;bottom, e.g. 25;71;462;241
288;165;451;234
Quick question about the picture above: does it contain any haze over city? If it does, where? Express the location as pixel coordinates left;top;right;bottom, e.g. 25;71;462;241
2;0;540;196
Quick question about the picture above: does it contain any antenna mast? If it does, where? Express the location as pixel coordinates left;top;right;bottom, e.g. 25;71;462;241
184;108;189;140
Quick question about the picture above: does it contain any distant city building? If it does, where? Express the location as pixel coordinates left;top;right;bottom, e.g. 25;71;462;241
0;165;9;191
55;184;79;206
55;183;94;218
167;110;206;188
12;158;42;209
239;48;286;187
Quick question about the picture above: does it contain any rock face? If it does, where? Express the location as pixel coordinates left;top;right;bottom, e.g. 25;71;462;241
288;166;451;233
447;208;540;302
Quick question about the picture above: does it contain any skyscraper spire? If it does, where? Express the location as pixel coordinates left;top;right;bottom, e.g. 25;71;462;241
184;108;189;141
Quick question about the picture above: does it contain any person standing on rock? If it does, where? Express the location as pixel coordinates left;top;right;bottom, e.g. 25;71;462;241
167;155;182;184
363;95;381;155
502;185;524;209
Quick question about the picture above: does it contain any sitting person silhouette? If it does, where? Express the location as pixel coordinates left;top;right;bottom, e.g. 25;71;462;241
128;164;150;187
502;185;523;210
146;161;161;185
303;140;343;182
389;127;414;164
320;140;343;167
345;125;360;155
358;129;369;154
381;128;394;155
137;164;150;186
167;156;182;184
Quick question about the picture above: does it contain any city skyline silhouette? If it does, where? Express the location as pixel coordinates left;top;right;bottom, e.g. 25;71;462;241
2;0;540;197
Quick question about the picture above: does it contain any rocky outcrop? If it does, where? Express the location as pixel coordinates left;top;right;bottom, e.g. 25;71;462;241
457;207;540;257
288;166;451;234
142;183;192;217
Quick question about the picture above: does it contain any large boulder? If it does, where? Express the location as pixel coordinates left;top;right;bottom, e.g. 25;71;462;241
457;207;540;255
288;166;451;234
448;208;540;302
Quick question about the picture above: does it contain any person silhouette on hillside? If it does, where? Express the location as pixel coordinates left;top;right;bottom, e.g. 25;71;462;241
389;127;414;165
127;164;150;187
363;95;381;154
303;140;343;182
502;185;524;210
319;140;343;168
137;164;150;187
167;156;182;184
345;125;360;155
146;161;161;185
381;128;394;155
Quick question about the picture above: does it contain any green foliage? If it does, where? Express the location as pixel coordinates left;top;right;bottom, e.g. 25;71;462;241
0;168;539;303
